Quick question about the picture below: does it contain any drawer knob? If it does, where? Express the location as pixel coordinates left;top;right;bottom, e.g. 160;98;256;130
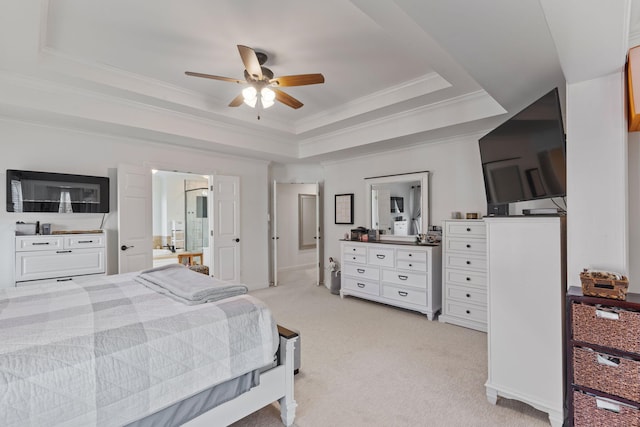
357;268;365;274
466;260;471;265
466;277;471;281
352;257;356;260
376;254;385;259
466;228;471;232
409;264;412;267
409;253;412;257
353;248;356;251
357;283;365;288
398;291;408;297
398;275;408;280
466;293;471;298
466;244;471;248
466;310;471;314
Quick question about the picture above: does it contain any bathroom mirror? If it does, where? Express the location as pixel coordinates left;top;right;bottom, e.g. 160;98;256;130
365;171;429;239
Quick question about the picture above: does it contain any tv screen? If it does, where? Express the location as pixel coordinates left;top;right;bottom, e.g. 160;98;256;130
478;88;566;212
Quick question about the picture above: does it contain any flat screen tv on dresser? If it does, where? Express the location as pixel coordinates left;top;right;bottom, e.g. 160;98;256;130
479;87;566;216
7;169;110;213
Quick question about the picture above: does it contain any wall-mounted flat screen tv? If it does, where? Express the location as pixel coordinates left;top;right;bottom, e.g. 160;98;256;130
7;169;110;213
478;88;566;215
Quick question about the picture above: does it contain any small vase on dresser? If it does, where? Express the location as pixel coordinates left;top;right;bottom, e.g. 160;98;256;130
439;219;487;332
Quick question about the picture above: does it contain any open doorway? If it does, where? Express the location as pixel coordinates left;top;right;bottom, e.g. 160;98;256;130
151;170;210;270
273;182;321;287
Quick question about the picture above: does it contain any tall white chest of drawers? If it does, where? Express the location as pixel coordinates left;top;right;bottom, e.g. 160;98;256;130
340;240;442;320
439;219;487;332
14;232;106;286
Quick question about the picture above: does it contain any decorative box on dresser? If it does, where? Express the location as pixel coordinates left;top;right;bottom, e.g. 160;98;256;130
340;240;442;320
484;216;566;427
439;219;487;332
567;286;640;426
14;231;106;286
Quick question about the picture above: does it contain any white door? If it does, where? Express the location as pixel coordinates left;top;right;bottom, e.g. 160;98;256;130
315;182;321;286
118;164;153;273
272;180;278;286
212;175;241;283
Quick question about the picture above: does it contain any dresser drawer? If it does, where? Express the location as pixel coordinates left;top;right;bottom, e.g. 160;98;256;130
343;263;379;281
344;253;367;264
382;284;426;306
64;234;105;249
446;221;486;238
367;247;395;267
572;303;640;353
343;244;366;256
381;268;426;289
446;284;487;306
573;391;640;427
573;346;640;402
15;248;105;282
445;253;486;272
446;269;487;287
15;236;64;252
445;237;486;254
445;300;487;322
397;249;427;263
343;277;379;296
396;259;427;272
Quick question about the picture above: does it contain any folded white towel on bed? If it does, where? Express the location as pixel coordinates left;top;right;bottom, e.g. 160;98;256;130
135;264;247;305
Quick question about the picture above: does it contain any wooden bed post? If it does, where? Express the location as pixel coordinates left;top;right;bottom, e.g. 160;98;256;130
277;327;298;426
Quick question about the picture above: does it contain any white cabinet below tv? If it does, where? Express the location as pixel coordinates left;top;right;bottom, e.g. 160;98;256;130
14;232;106;286
340;240;442;320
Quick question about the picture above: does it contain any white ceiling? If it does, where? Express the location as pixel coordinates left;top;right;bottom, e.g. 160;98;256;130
0;1;637;162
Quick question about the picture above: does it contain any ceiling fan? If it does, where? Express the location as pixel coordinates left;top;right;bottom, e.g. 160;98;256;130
185;45;325;113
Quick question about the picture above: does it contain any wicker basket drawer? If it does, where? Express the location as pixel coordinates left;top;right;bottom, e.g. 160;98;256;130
573;347;640;402
572;303;640;353
573;391;640;427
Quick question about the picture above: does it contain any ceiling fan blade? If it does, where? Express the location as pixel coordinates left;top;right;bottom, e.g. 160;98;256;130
229;94;244;107
237;45;263;81
274;89;303;109
270;73;325;87
185;71;243;84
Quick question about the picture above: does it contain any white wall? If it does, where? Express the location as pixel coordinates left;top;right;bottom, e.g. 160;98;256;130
0;119;270;289
322;136;487;274
566;72;629;289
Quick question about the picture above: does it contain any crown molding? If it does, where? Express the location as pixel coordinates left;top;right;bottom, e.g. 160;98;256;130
298;90;506;158
295;72;451;133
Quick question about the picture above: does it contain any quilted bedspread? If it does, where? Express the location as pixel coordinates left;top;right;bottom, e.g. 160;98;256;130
0;273;279;426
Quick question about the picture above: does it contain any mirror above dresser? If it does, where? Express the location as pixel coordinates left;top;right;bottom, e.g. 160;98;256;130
365;171;429;240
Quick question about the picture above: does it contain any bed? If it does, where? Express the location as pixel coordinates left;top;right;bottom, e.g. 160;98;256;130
0;266;297;427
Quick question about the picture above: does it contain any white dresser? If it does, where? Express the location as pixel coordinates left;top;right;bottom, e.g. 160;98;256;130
439;219;487;332
340;240;442;320
15;232;106;286
484;216;566;427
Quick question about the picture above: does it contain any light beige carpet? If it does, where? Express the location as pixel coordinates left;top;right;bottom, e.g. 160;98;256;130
232;269;551;427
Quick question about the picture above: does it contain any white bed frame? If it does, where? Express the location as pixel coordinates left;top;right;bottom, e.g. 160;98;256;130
184;325;298;427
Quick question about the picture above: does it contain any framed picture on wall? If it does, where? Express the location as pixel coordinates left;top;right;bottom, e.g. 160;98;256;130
335;193;354;224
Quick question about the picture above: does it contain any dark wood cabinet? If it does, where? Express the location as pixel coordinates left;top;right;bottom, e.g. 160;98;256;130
567;286;640;426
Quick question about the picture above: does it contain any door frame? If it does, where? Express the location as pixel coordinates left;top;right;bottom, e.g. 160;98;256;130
272;181;323;286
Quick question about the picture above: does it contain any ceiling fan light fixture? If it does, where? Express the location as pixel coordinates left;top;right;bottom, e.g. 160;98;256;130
242;86;257;107
261;87;275;109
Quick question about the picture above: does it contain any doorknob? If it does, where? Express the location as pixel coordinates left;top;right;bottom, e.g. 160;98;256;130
121;245;134;251
234;238;240;243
